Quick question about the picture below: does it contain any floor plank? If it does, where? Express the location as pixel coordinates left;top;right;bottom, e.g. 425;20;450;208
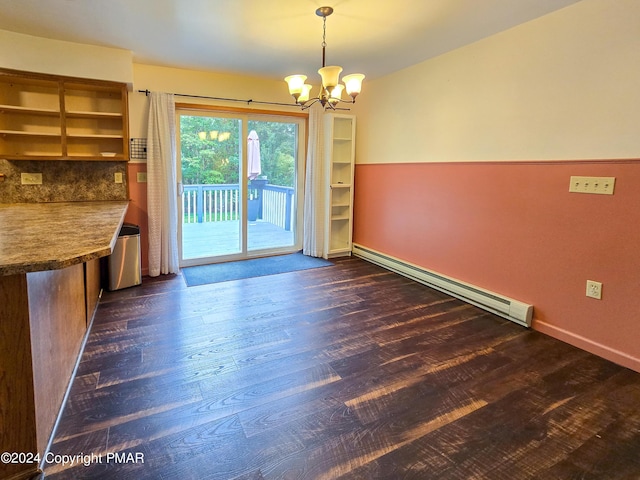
43;257;640;479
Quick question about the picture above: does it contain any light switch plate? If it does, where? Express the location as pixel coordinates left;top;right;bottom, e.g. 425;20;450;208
136;172;147;183
21;173;42;185
569;176;615;195
114;172;123;184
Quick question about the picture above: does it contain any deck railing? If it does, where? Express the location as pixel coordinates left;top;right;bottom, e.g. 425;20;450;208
182;183;294;231
261;185;295;231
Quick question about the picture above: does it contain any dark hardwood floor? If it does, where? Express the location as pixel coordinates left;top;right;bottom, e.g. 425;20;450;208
43;257;640;479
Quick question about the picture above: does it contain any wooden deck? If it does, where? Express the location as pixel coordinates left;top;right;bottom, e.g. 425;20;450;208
43;258;640;479
181;220;295;260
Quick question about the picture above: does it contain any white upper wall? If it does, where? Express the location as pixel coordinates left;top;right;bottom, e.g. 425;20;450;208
354;0;640;163
0;29;133;86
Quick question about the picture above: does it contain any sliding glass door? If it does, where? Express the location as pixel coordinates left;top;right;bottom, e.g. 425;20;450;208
179;113;242;260
246;119;298;253
177;108;305;266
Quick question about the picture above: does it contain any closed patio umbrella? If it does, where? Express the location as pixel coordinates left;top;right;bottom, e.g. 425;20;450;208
247;130;261;180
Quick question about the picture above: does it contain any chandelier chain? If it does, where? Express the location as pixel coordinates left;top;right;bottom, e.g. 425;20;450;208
321;15;327;67
322;15;327;48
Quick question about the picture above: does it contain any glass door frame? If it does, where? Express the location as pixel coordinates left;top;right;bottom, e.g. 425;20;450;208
176;104;307;267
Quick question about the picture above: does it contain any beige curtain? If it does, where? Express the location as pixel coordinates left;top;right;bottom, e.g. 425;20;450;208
147;92;179;276
302;103;326;257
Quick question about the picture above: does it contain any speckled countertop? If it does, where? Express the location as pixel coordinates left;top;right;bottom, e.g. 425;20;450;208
0;201;129;276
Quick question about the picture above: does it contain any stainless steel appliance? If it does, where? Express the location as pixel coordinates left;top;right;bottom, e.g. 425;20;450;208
108;223;142;290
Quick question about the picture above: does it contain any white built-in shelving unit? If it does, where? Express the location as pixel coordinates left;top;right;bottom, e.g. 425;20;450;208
323;113;356;258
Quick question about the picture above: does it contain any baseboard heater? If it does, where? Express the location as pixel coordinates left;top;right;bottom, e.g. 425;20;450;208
352;244;533;328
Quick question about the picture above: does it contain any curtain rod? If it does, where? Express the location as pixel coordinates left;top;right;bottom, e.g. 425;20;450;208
137;89;300;108
137;89;350;111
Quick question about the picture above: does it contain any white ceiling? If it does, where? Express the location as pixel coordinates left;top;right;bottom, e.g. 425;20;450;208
0;0;582;81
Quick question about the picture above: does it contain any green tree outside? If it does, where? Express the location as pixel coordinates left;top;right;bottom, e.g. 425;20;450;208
179;116;297;188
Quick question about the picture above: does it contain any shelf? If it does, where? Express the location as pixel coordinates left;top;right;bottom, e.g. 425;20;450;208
0;131;122;139
66;133;124;139
0;104;60;115
66;110;123;119
67;155;128;161
331;215;350;221
0;155;125;162
333;137;352;142
1;155;63;161
328;244;351;254
0;129;61;137
331;183;351;189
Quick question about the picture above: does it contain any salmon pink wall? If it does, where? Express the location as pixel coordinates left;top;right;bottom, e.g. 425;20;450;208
353;161;640;372
125;163;149;276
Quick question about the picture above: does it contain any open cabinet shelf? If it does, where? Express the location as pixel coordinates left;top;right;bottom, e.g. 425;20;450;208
0;68;129;161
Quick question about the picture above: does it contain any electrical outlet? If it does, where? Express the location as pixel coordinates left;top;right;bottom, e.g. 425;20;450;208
21;173;43;185
114;172;123;184
136;172;147;183
569;176;615;195
586;280;602;300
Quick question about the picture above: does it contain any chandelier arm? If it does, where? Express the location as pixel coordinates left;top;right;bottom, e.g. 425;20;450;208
300;98;320;111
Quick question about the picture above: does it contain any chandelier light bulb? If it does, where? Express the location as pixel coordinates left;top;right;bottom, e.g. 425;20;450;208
284;74;307;98
318;66;343;89
330;84;344;101
298;84;313;103
342;73;365;99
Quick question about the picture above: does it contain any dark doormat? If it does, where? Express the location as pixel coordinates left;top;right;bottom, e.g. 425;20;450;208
182;252;333;287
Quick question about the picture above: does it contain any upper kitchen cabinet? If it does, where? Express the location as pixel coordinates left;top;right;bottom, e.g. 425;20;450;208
0;68;129;161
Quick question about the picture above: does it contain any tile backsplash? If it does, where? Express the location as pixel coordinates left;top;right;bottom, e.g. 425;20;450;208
0;159;128;203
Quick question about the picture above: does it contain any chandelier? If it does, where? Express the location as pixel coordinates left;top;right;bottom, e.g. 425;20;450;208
285;6;365;110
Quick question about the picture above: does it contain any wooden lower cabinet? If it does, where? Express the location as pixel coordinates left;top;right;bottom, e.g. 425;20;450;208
0;263;87;479
84;258;101;325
